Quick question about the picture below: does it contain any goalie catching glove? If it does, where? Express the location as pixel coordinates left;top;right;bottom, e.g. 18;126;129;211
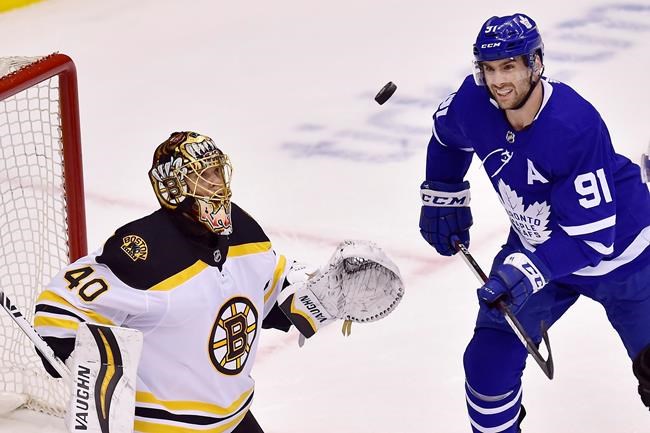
277;240;404;339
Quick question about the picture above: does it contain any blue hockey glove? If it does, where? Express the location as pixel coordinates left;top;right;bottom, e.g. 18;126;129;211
477;251;550;320
419;180;472;256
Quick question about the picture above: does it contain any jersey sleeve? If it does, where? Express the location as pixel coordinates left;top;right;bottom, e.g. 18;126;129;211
533;119;618;278
425;89;474;183
261;252;292;332
34;253;150;368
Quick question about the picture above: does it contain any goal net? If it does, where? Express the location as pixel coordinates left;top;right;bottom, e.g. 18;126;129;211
0;54;86;416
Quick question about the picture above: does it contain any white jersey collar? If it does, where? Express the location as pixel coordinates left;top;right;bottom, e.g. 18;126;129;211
534;77;553;121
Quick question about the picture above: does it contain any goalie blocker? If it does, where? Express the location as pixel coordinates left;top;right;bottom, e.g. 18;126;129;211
278;240;404;338
66;323;143;433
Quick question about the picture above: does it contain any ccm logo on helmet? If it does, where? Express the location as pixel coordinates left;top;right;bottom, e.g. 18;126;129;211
481;42;501;48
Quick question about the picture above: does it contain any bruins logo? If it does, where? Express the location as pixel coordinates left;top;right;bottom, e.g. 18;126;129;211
120;235;148;261
209;297;258;375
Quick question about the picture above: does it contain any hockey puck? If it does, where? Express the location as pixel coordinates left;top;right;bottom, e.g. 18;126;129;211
374;81;397;105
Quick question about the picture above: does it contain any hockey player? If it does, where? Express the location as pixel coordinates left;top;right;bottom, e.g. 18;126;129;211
33;131;403;433
419;13;650;432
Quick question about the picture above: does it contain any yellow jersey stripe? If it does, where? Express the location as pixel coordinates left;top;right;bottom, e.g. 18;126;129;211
149;260;208;291
264;255;287;303
135;387;253;416
36;290;115;325
227;242;272;258
34;315;80;331
134;409;248;433
0;0;44;13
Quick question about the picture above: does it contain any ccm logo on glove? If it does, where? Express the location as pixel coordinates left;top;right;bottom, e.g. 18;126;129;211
503;252;547;291
421;189;471;207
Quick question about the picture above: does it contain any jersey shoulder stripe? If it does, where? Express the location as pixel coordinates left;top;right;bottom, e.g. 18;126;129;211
96;204;269;290
96;209;224;290
148;260;208;292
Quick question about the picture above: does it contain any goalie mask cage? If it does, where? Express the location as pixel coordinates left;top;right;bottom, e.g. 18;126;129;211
0;53;86;416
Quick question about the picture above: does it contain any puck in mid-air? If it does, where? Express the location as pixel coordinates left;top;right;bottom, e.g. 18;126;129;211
374;81;397;105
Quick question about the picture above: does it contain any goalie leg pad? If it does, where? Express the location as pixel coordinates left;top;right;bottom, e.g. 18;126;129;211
65;323;143;433
633;343;650;409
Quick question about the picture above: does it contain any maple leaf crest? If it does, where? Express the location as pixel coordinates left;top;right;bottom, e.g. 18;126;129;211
497;179;552;245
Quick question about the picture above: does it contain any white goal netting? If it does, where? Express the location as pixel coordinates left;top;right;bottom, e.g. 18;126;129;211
0;55;77;417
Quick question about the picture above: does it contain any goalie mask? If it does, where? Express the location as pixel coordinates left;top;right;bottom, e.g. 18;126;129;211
149;131;233;235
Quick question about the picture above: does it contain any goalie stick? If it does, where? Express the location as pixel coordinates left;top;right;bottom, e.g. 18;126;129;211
1;288;141;433
0;288;72;386
453;240;555;380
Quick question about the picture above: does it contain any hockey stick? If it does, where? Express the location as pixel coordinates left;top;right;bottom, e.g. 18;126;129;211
641;144;649;183
0;289;72;387
453;240;554;380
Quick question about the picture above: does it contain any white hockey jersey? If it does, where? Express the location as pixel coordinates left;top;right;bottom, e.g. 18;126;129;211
34;203;291;433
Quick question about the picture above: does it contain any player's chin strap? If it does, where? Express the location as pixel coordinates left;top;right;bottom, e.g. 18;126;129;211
277;240;404;344
65;324;143;433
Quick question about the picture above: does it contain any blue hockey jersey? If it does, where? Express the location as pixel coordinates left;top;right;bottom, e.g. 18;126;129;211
426;75;650;283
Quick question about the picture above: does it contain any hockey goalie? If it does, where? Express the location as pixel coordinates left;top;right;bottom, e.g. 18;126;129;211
32;131;404;433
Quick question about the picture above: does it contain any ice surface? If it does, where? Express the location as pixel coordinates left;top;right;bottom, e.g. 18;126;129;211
1;0;648;431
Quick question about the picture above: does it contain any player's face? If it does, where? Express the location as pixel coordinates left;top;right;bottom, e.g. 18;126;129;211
187;165;231;202
186;166;233;234
481;57;532;109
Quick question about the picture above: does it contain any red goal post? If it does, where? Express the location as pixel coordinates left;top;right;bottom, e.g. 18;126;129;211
0;53;87;258
0;53;87;416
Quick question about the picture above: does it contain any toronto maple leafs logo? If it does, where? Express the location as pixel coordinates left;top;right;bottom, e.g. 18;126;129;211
498;179;551;245
518;15;533;29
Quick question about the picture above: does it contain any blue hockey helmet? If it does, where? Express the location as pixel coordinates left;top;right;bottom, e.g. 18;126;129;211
472;14;544;85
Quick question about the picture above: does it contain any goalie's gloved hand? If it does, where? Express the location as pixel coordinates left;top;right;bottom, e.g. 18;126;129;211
477;251;550;321
419;180;472;256
277;241;404;340
277;262;337;339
